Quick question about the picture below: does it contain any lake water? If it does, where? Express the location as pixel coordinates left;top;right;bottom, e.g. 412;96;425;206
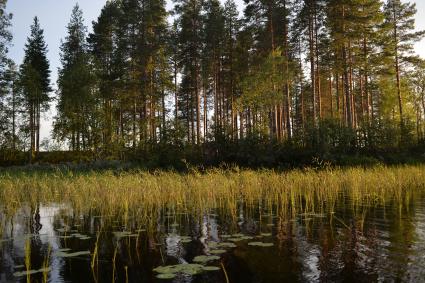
1;192;425;282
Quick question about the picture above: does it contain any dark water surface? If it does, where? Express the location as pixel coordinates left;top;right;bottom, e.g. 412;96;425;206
1;192;425;283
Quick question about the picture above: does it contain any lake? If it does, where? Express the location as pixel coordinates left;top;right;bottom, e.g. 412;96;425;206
0;167;425;282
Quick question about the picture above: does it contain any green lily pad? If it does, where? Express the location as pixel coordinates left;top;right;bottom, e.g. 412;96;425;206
217;242;237;248
13;267;50;277
228;238;244;242
193;255;220;263
260;233;272;237
209;249;226;254
156;273;176;279
240;236;254;240
203;266;221;271
248;242;274;247
79;236;91;240
153;264;204;276
220;234;232;238
231;233;244;237
56;250;91;257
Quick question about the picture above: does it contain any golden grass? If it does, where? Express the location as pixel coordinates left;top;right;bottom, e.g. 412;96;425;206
0;165;424;227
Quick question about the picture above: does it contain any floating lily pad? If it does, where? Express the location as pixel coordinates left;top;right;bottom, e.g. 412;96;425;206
153;263;204;276
193;255;220;263
231;233;244;237
209;249;226;254
217;242;237;248
56;250;91;258
79;236;91;240
240;236;254;240
260;233;272;237
13;267;50;277
248;242;274;247
203;266;221;271
156;273;176;279
220;234;232;238
228;238;243;242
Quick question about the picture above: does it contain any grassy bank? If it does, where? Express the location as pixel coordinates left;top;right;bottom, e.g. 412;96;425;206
1;165;424;223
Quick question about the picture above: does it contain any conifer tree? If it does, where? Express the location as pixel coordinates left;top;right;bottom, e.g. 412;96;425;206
383;0;425;140
20;17;51;161
55;5;93;151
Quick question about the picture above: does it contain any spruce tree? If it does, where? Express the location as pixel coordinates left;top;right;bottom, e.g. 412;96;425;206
20;17;51;161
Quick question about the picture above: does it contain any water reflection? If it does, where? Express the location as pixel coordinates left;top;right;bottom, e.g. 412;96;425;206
1;192;425;282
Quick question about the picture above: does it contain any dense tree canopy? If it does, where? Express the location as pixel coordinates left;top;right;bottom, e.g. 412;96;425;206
1;0;425;166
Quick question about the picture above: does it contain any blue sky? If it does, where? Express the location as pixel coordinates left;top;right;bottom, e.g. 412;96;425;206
5;0;425;141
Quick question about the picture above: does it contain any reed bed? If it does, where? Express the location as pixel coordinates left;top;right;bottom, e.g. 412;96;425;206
0;165;424;224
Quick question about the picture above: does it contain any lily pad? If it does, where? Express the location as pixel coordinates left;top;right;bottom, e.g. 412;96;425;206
193;255;220;263
248;242;274;247
56;250;91;257
228;238;244;242
209;249;226;255
156;273;176;279
153;263;204;276
203;266;221;271
217;242;237;248
13;267;50;277
240;236;254;240
260;233;272;237
231;233;244;237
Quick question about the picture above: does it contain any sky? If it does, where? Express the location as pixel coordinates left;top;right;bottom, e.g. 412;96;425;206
5;0;425;141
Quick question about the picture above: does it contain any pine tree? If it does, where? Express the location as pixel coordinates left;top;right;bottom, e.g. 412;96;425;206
383;0;425;141
55;4;93;151
20;17;51;161
0;0;13;150
88;0;121;151
174;0;203;144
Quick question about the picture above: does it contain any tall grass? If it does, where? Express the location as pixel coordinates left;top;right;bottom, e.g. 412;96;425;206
0;165;424;226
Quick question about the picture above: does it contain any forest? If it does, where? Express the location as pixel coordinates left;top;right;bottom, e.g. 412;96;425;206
1;0;425;168
2;2;425;282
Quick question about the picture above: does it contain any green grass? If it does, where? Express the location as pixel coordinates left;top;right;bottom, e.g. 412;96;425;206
1;165;424;225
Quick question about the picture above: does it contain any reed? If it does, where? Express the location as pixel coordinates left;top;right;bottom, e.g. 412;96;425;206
0;165;424;226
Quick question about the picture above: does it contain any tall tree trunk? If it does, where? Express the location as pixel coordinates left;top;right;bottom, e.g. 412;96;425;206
393;2;404;136
283;0;292;140
309;4;317;127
